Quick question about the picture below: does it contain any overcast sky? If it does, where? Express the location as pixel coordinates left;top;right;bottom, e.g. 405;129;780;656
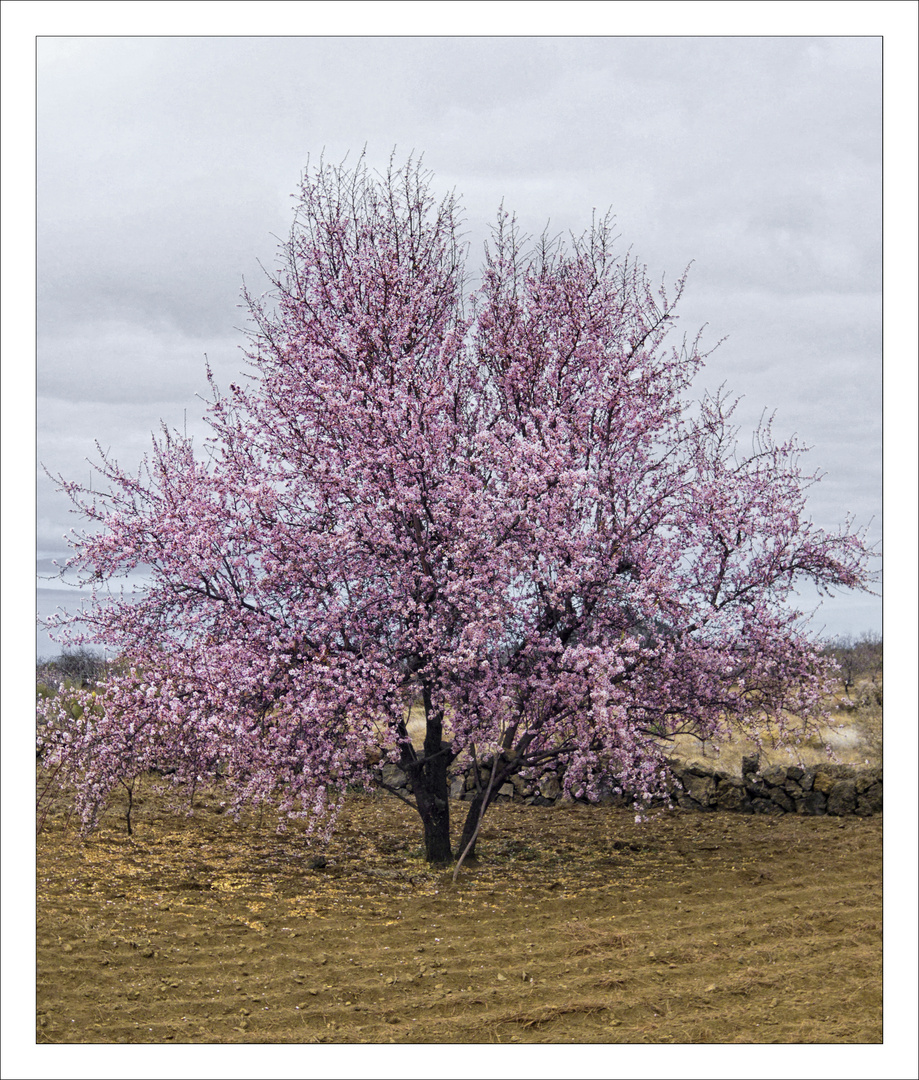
32;33;886;651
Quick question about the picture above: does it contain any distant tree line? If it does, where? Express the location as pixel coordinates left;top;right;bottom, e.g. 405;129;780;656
821;632;882;696
37;647;111;694
37;636;882;701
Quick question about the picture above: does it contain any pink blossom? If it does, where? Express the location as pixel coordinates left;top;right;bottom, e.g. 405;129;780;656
39;154;875;863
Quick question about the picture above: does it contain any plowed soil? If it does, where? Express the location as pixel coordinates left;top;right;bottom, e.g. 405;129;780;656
36;780;881;1044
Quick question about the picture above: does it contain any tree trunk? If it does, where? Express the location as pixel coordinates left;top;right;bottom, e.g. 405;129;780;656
455;784;501;862
455;790;485;861
411;688;453;864
454;746;514;862
418;788;452;864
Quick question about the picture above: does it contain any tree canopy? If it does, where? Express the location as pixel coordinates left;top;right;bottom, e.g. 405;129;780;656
41;154;875;863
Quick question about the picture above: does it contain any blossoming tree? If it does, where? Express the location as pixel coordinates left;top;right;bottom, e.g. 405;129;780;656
41;156;874;863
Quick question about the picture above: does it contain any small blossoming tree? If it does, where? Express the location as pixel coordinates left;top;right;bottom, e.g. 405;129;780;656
40;155;874;863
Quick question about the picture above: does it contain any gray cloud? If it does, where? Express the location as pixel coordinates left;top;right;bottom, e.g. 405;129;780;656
36;35;882;640
39;321;242;404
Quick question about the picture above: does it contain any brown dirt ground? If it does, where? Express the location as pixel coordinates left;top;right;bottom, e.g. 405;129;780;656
36;778;881;1045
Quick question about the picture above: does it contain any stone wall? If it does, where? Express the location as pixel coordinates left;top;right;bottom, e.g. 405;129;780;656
376;752;882;817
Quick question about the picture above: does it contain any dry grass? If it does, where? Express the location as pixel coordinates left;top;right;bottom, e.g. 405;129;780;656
666;702;881;774
560;921;635;957
402;681;883;774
